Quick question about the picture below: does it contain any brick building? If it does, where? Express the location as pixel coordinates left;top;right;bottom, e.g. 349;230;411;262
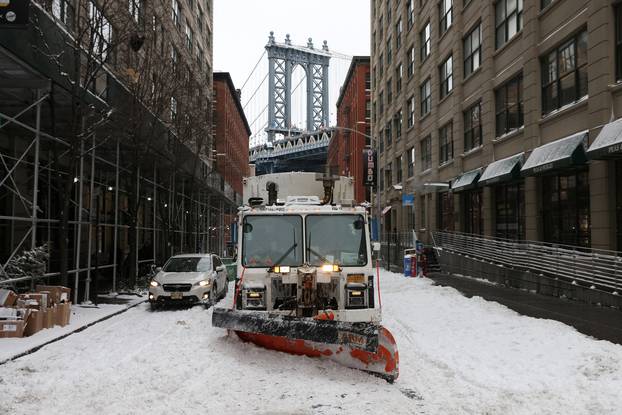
328;56;372;203
213;72;251;197
371;0;622;251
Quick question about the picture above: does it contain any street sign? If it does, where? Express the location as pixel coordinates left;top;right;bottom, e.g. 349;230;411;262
362;148;376;187
0;0;30;28
402;194;414;206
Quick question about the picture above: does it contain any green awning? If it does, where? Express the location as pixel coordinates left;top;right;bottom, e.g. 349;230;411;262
586;118;622;159
521;131;588;176
479;153;524;186
451;169;481;192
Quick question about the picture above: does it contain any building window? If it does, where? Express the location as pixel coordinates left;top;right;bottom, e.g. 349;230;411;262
541;30;588;115
463;189;483;235
437;192;454;231
380;167;385;190
197;46;204;70
407;146;415;177
88;1;112;61
495;74;523;136
52;0;75;27
616;4;622;81
407;45;415;77
379;91;384;114
396;18;403;49
387;78;393;104
170;45;178;69
365;72;371;90
171;0;180;28
396;155;403;183
495;182;525;240
420;21;431;61
386;37;392;65
379;54;384;77
379;129;385;153
407;0;414;29
464;24;481;77
366;100;371;121
439;55;453;99
495;0;523;49
129;0;141;23
407;96;415;128
385;162;393;186
185;23;193;50
439;122;453;164
394;110;403;141
373;101;377;124
464;101;482;151
170;97;177;120
420;135;431;170
420;78;431;116
396;64;403;93
439;0;452;35
385;121;392;146
542;169;591;248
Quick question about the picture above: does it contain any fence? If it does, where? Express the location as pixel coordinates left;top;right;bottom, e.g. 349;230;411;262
433;231;622;294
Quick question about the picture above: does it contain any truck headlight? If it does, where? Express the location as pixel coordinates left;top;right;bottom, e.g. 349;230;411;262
150;280;160;287
321;264;341;272
198;279;212;287
243;289;266;309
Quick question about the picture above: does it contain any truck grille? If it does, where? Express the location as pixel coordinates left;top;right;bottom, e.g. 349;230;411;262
162;284;192;292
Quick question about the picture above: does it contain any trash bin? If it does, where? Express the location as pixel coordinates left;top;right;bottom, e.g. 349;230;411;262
403;254;412;277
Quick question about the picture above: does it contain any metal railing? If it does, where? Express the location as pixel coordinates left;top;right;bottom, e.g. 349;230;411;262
433;231;622;294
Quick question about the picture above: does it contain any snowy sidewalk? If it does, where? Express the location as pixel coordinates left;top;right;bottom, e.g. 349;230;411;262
429;273;622;345
0;295;146;364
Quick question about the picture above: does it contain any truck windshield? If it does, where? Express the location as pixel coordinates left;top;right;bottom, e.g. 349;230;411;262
242;215;303;267
306;214;368;267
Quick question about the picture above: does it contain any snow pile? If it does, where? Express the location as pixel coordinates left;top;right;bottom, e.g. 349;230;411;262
0;271;621;414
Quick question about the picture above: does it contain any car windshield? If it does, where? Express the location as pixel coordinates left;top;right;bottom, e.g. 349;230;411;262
306;214;368;266
242;215;303;267
163;257;211;272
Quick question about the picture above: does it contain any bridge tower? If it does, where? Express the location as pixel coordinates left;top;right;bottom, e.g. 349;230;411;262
265;32;331;142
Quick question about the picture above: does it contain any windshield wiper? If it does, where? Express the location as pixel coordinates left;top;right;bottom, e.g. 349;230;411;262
272;229;298;268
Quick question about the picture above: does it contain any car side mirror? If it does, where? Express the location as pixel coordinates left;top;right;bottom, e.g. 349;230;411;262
372;242;381;252
155;267;162;273
217;265;225;272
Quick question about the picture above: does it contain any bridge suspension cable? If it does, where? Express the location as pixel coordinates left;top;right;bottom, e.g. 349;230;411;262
240;50;267;91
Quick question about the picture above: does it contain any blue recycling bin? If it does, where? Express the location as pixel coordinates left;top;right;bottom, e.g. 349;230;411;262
403;254;412;277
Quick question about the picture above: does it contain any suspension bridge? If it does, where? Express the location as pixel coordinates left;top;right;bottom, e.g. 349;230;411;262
240;32;354;174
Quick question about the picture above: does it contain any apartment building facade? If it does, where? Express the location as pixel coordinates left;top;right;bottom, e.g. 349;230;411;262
371;0;622;251
328;56;372;203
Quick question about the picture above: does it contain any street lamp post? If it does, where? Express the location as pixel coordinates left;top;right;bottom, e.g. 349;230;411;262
330;125;381;243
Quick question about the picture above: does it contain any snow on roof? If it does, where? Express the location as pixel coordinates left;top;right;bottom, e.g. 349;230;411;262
587;118;622;157
521;130;587;173
479;152;524;185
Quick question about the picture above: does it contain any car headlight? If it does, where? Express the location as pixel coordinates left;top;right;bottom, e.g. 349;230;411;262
150;280;160;287
198;279;211;287
321;264;341;272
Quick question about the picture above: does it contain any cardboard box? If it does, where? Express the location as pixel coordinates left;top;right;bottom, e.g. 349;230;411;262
24;309;44;336
35;285;71;305
0;320;26;338
37;291;53;308
0;289;18;307
43;306;55;329
55;302;71;327
17;293;48;311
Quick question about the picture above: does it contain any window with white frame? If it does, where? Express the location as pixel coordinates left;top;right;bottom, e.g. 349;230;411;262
439;121;453;164
170;97;177;121
396;18;403;49
407;146;415;177
495;0;523;49
420;21;431;61
53;0;74;27
421;135;431;170
185;22;193;50
172;0;180;28
464;24;481;77
407;95;415;128
394;110;402;141
407;45;415;77
396;63;403;93
129;0;141;23
420;78;431;116
439;55;453;98
407;0;414;29
439;0;452;35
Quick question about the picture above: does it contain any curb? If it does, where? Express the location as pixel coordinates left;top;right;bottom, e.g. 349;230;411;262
0;299;147;366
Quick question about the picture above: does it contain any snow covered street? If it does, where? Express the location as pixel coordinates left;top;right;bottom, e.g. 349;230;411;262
1;271;621;414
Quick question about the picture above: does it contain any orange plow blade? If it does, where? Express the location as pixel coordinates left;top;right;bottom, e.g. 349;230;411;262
235;326;399;382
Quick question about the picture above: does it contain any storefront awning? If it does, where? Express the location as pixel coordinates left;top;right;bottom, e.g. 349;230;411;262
521;131;588;176
586;118;622;159
451;169;481;192
382;206;392;216
478;152;524;186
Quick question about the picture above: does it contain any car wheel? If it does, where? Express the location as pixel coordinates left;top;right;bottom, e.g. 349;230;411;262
150;302;159;311
220;280;228;300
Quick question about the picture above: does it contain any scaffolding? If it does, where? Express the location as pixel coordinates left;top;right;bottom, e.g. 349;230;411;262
0;44;238;303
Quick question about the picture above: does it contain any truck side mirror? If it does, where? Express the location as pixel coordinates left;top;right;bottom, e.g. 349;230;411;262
372;242;381;252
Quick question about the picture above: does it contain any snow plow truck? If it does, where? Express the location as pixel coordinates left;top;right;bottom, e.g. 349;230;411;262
211;172;399;382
